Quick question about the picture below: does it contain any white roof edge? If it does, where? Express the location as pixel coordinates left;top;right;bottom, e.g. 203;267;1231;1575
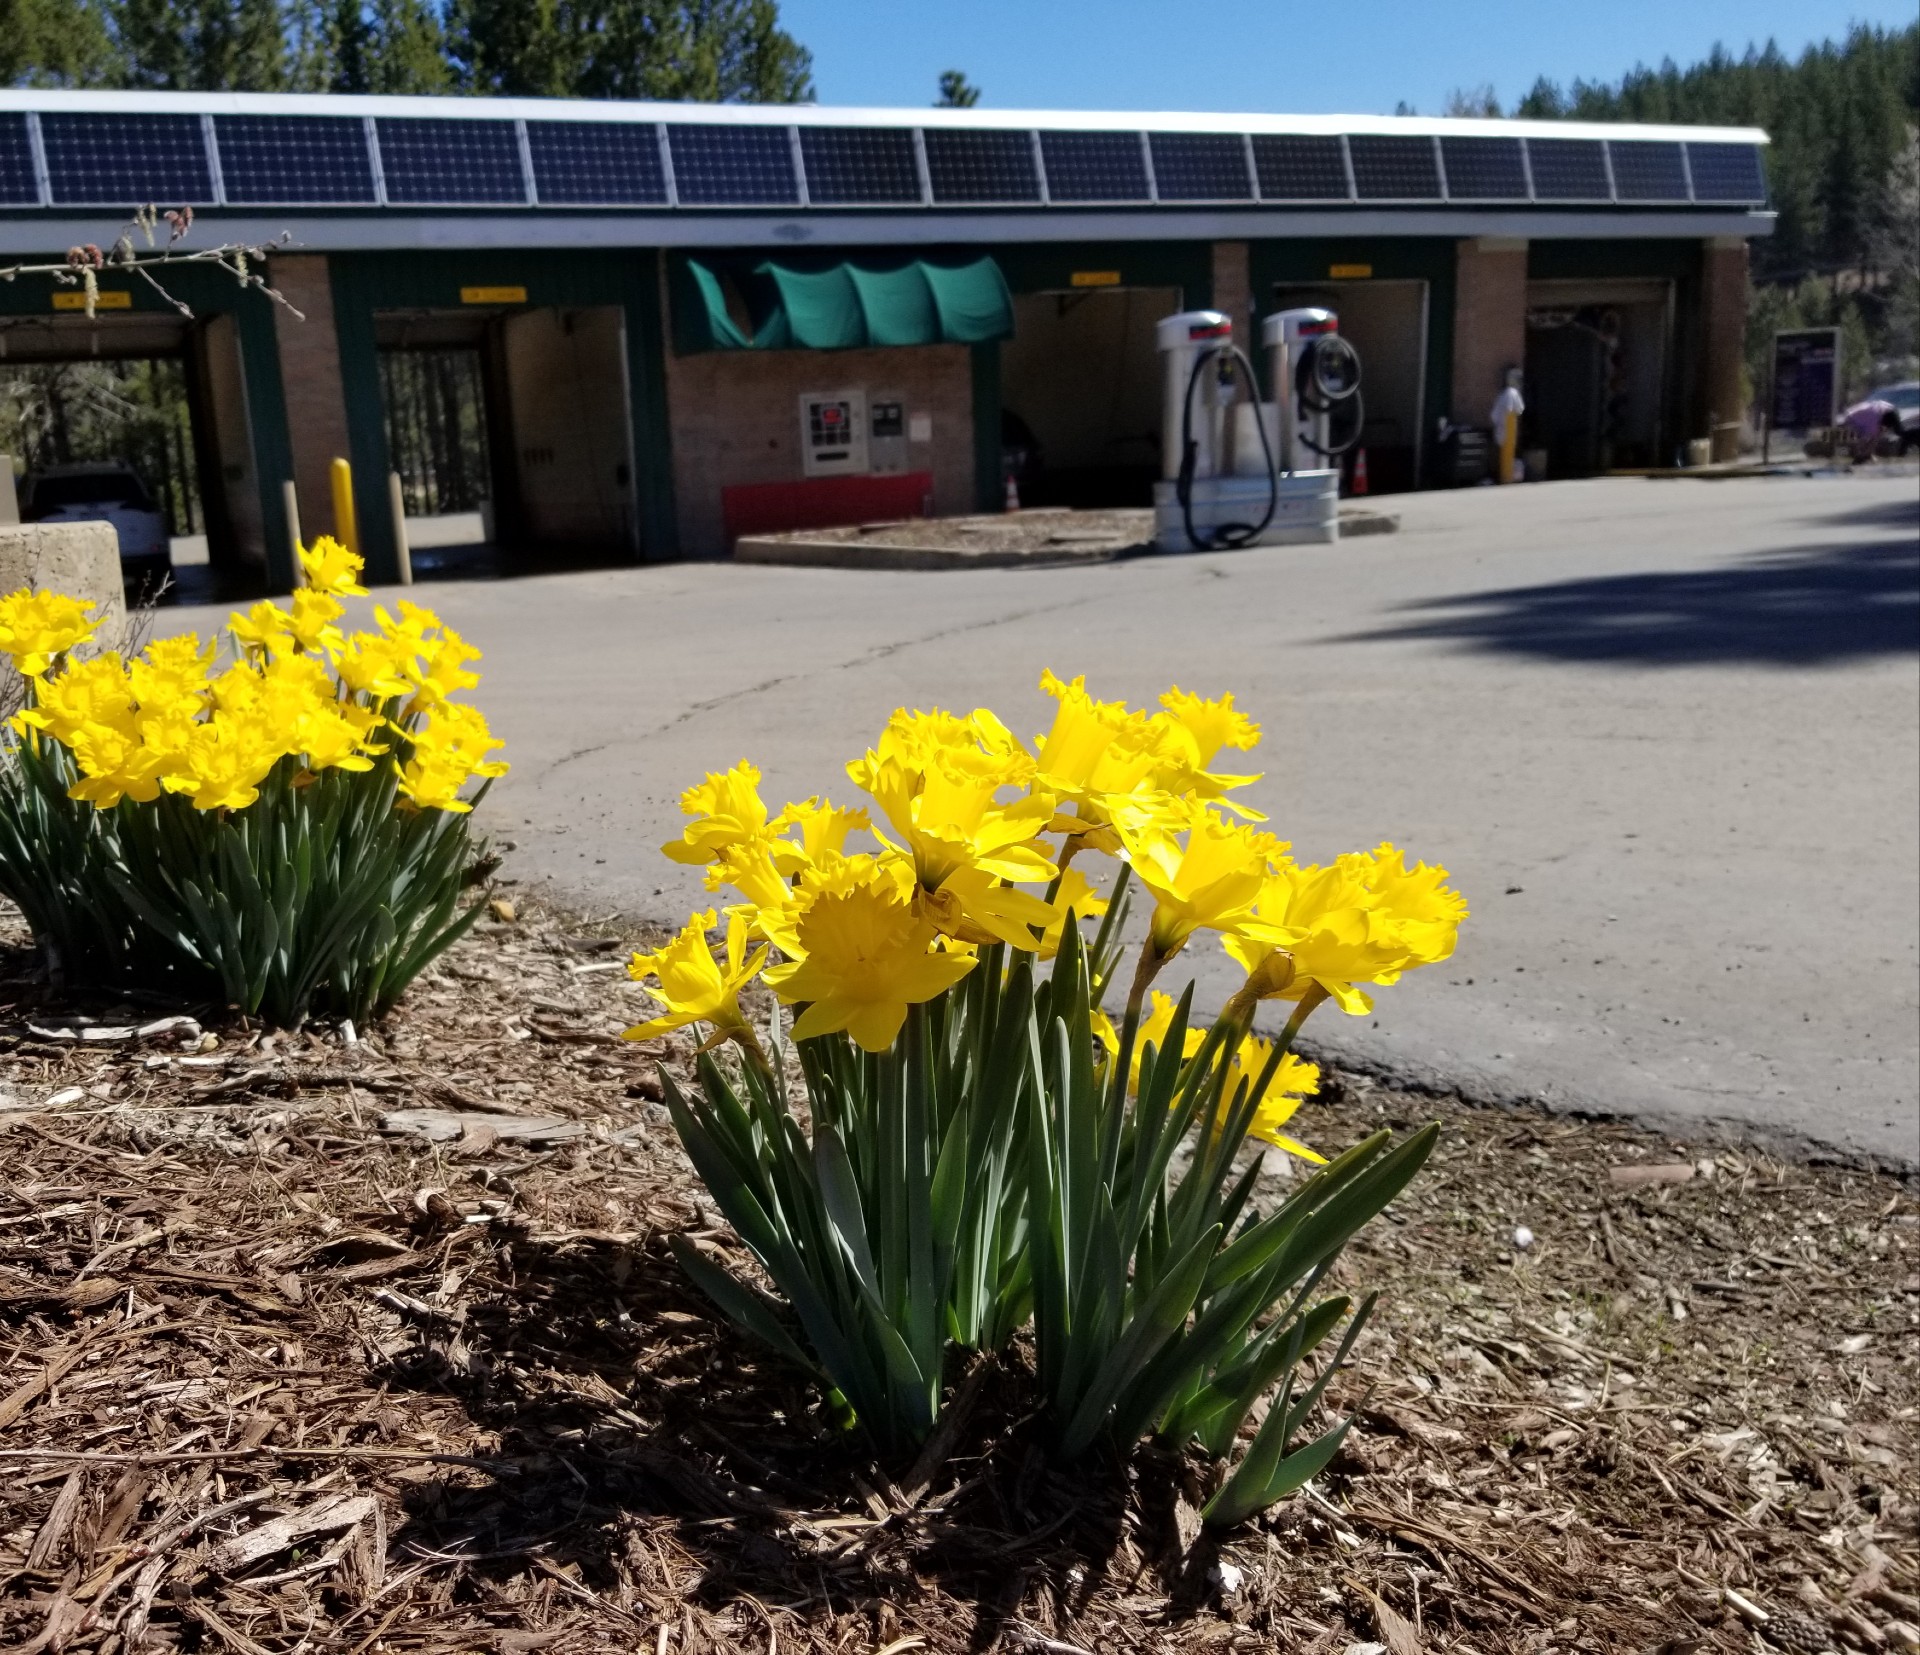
0;88;1769;145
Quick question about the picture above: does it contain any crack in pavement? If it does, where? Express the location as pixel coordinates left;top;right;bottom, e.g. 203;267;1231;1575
537;589;1100;777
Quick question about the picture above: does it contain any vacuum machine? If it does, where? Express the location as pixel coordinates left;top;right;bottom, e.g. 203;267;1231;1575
1152;306;1363;552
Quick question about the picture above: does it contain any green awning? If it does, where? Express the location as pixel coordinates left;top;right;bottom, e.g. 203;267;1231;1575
677;254;1013;352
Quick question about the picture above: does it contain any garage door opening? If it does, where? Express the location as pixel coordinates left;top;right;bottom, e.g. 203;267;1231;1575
375;304;639;578
1000;286;1180;509
1523;279;1673;477
0;312;266;602
1271;280;1428;494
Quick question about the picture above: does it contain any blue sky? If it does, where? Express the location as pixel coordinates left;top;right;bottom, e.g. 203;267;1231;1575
778;1;1914;115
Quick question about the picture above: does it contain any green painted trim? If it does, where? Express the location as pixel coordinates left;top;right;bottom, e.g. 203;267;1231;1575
1527;239;1700;281
971;341;1002;514
625;253;677;560
325;257;399;585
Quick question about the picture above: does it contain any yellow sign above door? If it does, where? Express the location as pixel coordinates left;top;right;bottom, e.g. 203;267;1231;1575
460;285;528;305
1070;270;1122;287
1328;263;1373;279
53;290;131;310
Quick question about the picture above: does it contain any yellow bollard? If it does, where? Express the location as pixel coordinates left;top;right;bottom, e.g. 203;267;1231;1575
329;457;359;560
1499;408;1519;485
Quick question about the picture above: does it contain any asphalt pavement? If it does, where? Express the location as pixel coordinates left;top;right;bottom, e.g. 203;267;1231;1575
169;470;1920;1163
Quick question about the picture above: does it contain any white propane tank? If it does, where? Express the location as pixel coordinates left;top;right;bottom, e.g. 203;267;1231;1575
1157;309;1236;483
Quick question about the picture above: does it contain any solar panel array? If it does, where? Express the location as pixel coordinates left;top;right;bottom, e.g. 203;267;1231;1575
217;115;375;204
1148;133;1251;201
799;126;921;205
1040;131;1149;202
1251;134;1349;200
922;129;1039;203
376;118;525;205
0;111;1768;211
527;121;666;205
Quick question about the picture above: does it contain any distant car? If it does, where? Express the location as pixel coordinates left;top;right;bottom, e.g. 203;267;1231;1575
1846;381;1919;452
19;463;172;596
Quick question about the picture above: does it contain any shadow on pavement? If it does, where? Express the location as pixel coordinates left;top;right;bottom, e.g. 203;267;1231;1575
1336;530;1920;667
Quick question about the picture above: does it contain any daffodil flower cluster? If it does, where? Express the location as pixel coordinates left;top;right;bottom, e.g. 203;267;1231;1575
0;538;507;815
629;669;1466;1164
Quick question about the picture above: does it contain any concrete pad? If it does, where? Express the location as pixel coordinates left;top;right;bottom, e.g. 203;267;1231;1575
161;473;1920;1165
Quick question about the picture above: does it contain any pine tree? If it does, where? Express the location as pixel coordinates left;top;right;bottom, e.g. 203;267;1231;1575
445;0;813;103
0;0;116;84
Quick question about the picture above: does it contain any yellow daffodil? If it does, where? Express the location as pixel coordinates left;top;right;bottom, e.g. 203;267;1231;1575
393;701;508;812
1149;685;1266;814
1219;1034;1324;1162
288;588;347;655
161;714;283;811
1114;794;1287;965
764;859;976;1051
1223;846;1466;1017
12;651;134;744
663;761;772;868
298;535;369;597
624;908;767;1046
128;633;214;708
0;587;95;677
229;600;296;657
769;795;870;874
332;630;414;701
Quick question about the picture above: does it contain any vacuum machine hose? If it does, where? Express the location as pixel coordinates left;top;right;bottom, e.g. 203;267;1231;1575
1293;333;1366;459
1175;342;1278;551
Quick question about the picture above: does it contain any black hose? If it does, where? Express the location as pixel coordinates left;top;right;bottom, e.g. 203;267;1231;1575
1175;342;1278;551
1294;334;1366;459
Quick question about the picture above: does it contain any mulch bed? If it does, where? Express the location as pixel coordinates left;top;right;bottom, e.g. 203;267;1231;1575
1;897;1915;1655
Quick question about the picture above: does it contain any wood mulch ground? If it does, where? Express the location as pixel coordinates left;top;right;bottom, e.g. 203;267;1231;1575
1;897;1914;1655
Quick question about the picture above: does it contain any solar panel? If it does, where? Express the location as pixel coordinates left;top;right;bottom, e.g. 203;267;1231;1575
1685;141;1766;204
1148;133;1251;201
1439;135;1528;200
1607;139;1689;201
215;115;375;204
1525;137;1611;200
1347;134;1441;199
921;129;1039;203
526;121;666;205
798;126;921;205
667;124;798;205
1250;134;1348;200
1038;130;1149;202
376;118;526;205
0;116;37;205
41;113;212;205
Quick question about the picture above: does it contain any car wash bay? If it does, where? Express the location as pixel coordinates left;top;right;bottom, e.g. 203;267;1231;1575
0;265;292;591
319;252;674;586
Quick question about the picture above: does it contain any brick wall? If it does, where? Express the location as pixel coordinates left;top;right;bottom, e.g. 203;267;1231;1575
1211;241;1251;351
1700;237;1750;462
1451;237;1528;426
662;343;974;556
268;255;354;545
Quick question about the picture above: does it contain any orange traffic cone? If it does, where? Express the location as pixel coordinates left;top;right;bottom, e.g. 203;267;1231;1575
1004;472;1021;512
1352;448;1370;496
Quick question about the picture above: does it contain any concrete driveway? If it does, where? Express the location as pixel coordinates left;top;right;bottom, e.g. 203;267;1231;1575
171;471;1920;1163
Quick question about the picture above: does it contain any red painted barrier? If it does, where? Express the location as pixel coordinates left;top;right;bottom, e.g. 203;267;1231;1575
722;472;935;546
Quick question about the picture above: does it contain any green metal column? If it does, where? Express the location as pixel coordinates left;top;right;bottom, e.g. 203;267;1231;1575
326;257;401;587
624;253;678;560
971;341;1002;513
235;289;298;592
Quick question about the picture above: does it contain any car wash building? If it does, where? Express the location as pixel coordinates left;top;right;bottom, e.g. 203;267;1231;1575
0;90;1772;589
